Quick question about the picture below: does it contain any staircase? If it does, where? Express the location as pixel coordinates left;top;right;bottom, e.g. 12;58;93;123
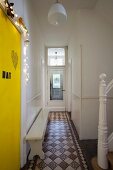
92;74;113;170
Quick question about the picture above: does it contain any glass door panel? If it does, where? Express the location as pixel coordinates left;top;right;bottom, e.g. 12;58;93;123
48;67;66;109
50;73;63;100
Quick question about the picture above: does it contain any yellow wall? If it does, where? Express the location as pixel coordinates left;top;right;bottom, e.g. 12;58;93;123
0;8;21;170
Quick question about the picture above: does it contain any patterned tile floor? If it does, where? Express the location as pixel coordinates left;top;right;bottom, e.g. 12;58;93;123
26;112;88;170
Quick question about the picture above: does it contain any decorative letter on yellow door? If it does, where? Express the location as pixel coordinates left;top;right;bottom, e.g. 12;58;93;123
0;7;21;170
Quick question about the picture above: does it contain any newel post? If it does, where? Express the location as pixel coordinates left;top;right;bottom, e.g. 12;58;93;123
98;73;108;169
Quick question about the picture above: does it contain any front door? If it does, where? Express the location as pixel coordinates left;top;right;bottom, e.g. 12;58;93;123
48;67;66;111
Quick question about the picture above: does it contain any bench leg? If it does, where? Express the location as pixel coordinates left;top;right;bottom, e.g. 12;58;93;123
28;140;44;160
39;151;45;159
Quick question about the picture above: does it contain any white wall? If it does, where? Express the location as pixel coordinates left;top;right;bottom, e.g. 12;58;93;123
12;0;44;167
68;11;82;135
80;9;113;139
69;5;113;139
96;0;113;27
24;0;45;166
12;0;24;17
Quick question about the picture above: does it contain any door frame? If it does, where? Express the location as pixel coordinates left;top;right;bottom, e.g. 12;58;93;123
44;46;71;112
47;66;66;111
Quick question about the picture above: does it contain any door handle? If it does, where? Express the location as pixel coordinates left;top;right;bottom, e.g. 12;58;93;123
62;90;66;91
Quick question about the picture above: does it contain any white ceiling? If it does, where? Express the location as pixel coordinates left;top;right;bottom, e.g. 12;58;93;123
31;0;98;46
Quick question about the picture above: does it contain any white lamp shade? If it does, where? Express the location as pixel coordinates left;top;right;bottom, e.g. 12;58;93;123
48;3;67;25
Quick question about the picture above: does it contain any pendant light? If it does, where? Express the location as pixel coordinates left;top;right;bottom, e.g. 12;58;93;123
48;0;67;26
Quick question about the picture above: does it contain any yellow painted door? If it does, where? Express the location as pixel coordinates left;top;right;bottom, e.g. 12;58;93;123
0;8;21;170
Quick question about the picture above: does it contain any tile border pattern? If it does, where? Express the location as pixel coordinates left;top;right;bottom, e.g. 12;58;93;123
22;112;88;170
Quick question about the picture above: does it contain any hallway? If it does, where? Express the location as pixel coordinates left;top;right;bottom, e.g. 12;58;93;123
1;1;113;170
25;112;88;170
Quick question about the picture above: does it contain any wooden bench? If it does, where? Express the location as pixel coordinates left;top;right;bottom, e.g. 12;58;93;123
26;108;49;160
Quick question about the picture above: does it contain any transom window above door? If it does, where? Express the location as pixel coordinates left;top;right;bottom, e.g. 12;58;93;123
48;48;65;66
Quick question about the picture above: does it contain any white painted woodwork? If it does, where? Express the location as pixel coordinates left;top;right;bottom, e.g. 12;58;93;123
26;109;48;159
106;79;113;95
67;58;72;112
21;39;27;167
98;73;108;169
106;78;113;152
98;73;113;169
47;67;66;111
106;79;113;152
108;132;113;151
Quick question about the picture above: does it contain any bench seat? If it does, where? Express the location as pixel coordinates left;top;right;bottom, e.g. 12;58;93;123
26;108;48;159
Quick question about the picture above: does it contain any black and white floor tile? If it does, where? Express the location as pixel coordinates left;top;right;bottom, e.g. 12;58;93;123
25;112;88;170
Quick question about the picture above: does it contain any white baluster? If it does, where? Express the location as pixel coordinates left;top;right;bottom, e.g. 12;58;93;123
98;73;108;169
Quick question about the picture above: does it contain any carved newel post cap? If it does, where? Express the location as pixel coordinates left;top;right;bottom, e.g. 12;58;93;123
99;73;106;82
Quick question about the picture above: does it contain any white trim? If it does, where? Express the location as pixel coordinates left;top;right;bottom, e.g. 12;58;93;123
72;94;113;100
67;56;72;112
26;93;41;104
82;97;113;99
80;44;83;141
47;67;66;109
21;36;27;168
45;46;68;111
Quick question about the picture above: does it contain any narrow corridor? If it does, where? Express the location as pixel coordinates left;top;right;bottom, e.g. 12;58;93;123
26;112;88;170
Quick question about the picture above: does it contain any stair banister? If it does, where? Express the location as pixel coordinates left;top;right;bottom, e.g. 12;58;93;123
106;79;113;94
98;73;108;169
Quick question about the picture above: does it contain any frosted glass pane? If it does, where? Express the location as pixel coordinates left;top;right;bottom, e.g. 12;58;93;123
53;74;60;88
48;48;65;66
50;72;63;100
